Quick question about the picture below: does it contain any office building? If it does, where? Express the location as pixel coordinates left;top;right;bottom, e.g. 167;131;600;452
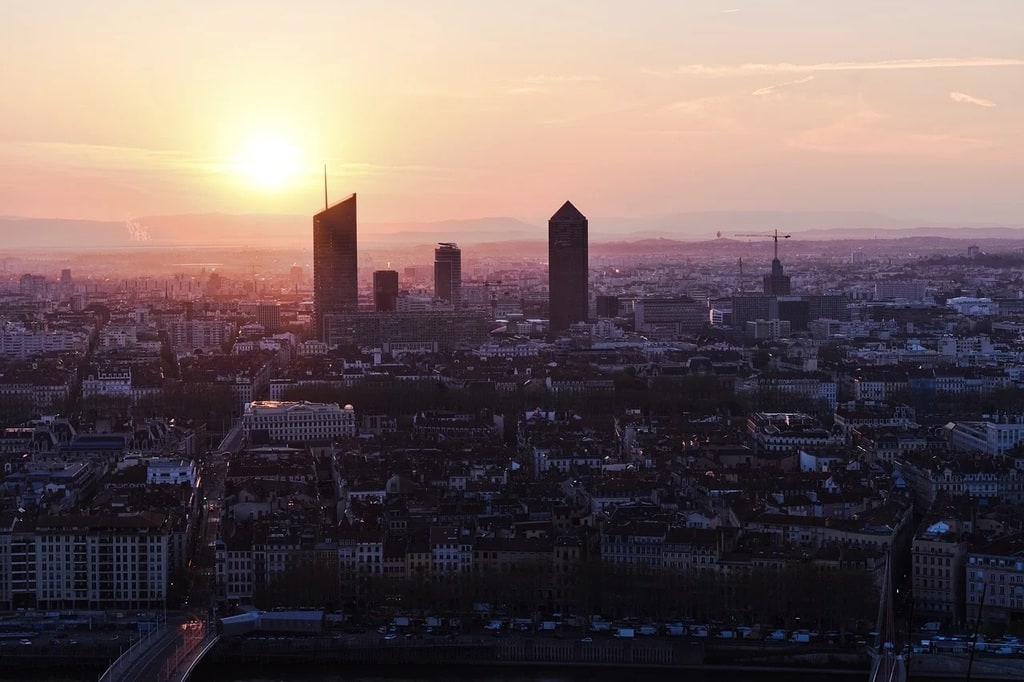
596;295;620;318
256;301;282;333
731;294;773;329
313;193;358;339
548;200;589;334
373;270;400;312
875;280;928;302
434;243;462;308
634;297;707;338
776;297;810;332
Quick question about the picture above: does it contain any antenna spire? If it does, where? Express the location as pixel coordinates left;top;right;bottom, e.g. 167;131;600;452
323;164;328;210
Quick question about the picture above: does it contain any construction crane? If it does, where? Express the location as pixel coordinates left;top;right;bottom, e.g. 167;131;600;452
735;229;791;260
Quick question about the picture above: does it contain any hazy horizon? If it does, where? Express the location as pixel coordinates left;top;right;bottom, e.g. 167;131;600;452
3;1;1023;237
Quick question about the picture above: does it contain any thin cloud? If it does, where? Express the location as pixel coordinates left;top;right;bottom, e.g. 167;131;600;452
660;96;732;114
674;57;1024;77
722;8;741;13
788;110;990;156
4;141;458;181
950;91;996;108
3;141;211;174
524;74;601;84
752;75;815;97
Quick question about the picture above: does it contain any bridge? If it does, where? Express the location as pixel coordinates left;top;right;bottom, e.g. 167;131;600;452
98;617;219;682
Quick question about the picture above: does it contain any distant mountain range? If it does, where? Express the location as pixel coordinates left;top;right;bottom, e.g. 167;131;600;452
1;211;1023;251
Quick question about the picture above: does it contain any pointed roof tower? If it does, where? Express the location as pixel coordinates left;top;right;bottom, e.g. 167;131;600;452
550;200;586;221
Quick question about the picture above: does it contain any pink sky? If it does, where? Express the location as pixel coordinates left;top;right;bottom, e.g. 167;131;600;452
1;1;1022;229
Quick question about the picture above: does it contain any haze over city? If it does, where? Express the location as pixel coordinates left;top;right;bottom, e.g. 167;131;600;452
3;0;1023;245
10;4;1024;682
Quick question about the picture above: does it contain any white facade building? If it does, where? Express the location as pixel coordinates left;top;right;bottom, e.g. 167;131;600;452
947;418;1024;457
147;458;198;487
242;400;356;443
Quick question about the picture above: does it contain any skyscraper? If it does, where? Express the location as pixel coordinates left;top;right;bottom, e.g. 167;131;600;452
434;242;462;308
373;270;399;312
548;200;589;333
763;257;792;296
313;193;358;339
762;233;792;296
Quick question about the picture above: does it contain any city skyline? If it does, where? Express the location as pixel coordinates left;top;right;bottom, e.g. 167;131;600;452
1;1;1022;237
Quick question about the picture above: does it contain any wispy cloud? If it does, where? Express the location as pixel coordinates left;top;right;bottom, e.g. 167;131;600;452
674;57;1024;77
950;91;996;108
788;110;990;156
752;75;815;97
722;8;741;13
2;141;212;174
660;96;732;114
2;141;459;182
524;74;601;84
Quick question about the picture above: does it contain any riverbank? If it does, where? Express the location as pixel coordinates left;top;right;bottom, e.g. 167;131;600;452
6;635;1024;682
193;636;1024;682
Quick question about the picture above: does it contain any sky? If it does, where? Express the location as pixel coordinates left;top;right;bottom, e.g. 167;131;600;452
1;0;1023;229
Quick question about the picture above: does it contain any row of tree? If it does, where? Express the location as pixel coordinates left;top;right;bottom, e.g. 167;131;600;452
254;556;878;633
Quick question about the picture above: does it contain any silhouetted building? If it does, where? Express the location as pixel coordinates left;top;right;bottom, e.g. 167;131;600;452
434;243;462;308
807;293;850;322
256;301;282;333
596;295;620;318
635;297;707;338
731;294;773;329
323;310;492;351
289;265;303;289
313;193;358;339
776;297;810;332
763;257;791;296
548;200;589;334
19;274;46;297
373;270;399;312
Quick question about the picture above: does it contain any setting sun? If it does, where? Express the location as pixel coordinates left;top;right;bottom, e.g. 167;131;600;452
234;136;302;189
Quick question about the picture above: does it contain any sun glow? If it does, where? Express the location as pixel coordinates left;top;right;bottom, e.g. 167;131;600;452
233;136;302;188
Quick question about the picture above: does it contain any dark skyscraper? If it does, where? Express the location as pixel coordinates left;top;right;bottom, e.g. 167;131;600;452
548;200;589;334
373;270;399;312
762;231;792;296
596;295;620;318
763;258;792;296
313;193;358;340
434;243;462;308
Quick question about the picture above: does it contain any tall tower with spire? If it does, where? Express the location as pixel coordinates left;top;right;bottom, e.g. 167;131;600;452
548;200;589;334
313;193;358;340
762;234;792;296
